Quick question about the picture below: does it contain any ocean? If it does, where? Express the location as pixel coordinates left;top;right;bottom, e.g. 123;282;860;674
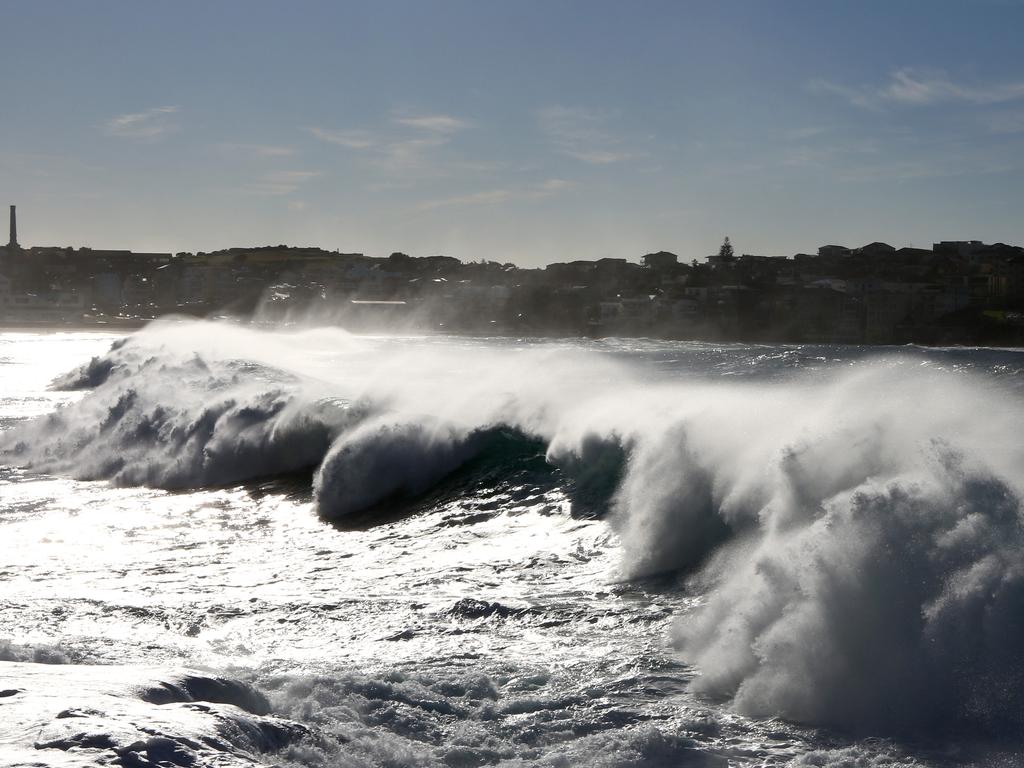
2;320;1024;767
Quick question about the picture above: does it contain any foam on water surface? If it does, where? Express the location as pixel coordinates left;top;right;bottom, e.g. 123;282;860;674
3;321;1024;766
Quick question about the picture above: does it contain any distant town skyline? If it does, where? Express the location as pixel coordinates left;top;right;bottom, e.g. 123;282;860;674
3;0;1024;266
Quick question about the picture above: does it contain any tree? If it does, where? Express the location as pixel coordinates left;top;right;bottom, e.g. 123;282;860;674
718;237;734;261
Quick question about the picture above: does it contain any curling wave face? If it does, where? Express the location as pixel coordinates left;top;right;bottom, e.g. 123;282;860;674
4;319;1024;749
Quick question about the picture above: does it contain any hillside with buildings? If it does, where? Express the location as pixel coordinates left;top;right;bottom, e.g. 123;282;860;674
2;206;1024;344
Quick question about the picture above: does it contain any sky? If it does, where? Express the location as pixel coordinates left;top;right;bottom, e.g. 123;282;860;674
2;0;1024;266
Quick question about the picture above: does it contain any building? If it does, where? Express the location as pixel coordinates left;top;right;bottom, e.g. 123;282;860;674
642;251;678;271
818;245;850;259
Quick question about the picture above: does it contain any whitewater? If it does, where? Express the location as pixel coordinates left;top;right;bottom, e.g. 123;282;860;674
3;319;1024;767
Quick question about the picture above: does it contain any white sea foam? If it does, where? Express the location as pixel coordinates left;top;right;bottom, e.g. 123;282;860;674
0;660;308;767
4;318;1024;737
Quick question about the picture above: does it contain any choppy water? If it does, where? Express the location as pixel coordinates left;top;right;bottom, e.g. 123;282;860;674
3;321;1024;767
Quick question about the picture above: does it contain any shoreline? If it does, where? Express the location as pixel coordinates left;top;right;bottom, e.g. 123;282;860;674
3;316;1023;349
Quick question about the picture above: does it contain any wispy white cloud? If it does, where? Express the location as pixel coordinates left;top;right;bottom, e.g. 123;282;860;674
536;178;576;193
810;69;1024;109
565;148;632;164
104;106;180;140
418;189;515;210
538;106;631;164
309;113;471;173
244;170;321;195
884;70;1024;104
776;131;1021;183
416;178;577;211
220;142;296;157
393;114;470;133
307;127;377;149
380;136;449;172
836;154;1021;183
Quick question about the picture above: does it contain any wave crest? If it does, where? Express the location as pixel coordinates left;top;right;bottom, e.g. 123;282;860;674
314;418;493;520
7;321;1024;735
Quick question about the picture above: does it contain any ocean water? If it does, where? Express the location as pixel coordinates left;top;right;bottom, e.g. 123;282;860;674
3;320;1024;767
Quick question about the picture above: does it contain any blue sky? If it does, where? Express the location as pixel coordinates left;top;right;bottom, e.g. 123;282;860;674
2;0;1024;265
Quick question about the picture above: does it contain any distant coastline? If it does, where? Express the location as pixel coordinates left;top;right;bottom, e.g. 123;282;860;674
3;212;1024;346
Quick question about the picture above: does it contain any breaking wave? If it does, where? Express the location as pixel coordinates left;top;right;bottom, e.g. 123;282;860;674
4;318;1024;737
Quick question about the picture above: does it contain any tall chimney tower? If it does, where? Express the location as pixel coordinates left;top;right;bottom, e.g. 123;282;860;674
8;205;17;248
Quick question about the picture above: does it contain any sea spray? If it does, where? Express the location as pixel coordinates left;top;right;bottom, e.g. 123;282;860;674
5;319;1024;737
